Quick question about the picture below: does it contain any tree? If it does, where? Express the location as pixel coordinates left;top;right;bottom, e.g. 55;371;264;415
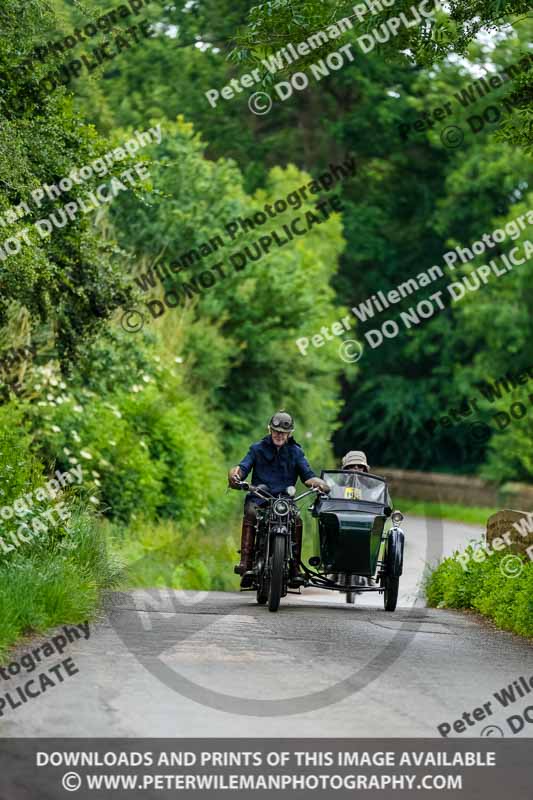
0;0;143;362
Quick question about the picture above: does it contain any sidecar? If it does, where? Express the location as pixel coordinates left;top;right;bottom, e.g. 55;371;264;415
306;471;405;611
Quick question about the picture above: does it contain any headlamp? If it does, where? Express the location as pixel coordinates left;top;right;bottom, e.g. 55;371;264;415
273;499;290;516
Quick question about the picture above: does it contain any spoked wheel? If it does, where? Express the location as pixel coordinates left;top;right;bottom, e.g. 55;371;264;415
383;575;399;611
346;592;356;604
383;529;404;612
268;536;285;612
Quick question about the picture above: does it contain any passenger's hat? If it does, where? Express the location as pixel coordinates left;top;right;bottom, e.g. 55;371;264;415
342;450;369;470
269;411;295;433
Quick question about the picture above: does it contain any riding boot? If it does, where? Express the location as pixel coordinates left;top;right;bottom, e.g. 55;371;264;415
234;517;255;587
289;516;305;587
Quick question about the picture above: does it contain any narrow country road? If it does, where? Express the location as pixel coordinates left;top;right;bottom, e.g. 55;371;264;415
2;516;532;737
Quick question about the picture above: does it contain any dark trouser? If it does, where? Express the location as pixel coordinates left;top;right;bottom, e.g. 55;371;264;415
244;499;260;523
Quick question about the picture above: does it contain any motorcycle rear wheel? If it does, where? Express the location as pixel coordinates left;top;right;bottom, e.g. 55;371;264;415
268;536;285;612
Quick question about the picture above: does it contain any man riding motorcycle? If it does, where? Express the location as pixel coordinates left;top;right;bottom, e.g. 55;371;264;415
228;411;329;588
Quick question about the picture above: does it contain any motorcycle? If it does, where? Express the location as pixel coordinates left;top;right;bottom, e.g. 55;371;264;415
234;481;325;612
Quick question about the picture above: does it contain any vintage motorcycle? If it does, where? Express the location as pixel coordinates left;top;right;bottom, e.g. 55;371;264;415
234;480;324;612
234;470;404;613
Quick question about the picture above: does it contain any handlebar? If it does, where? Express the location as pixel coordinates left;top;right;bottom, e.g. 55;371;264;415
234;481;273;500
233;480;328;504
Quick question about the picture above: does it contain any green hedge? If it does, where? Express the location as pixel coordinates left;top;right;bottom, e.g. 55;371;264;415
425;547;533;638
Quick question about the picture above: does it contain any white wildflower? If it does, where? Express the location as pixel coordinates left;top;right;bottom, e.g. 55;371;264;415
80;450;92;460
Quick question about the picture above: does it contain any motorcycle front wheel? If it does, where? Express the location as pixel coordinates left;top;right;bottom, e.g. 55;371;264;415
268;536;285;612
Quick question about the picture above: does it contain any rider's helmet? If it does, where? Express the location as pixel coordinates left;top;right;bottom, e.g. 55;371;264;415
341;450;369;471
268;410;295;433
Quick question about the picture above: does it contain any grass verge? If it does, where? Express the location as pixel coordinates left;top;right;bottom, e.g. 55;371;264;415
425;547;533;638
395;497;498;526
108;515;240;592
0;509;121;661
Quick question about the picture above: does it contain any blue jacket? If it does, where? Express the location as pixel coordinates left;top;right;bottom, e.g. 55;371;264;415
238;435;315;500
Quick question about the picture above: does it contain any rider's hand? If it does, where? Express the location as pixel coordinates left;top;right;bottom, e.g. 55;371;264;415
228;466;242;488
307;477;330;493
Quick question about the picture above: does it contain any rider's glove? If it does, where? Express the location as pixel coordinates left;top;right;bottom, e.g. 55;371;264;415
228;466;242;488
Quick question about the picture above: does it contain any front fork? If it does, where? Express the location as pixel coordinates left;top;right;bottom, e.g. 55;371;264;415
255;513;296;578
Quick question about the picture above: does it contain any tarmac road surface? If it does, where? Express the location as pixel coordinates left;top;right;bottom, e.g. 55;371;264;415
1;514;532;737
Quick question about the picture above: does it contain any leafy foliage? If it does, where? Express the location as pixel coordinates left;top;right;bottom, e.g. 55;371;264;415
426;547;533;637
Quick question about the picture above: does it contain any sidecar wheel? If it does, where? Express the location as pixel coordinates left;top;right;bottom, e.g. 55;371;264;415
268;536;285;612
346;592;356;604
383;576;399;611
